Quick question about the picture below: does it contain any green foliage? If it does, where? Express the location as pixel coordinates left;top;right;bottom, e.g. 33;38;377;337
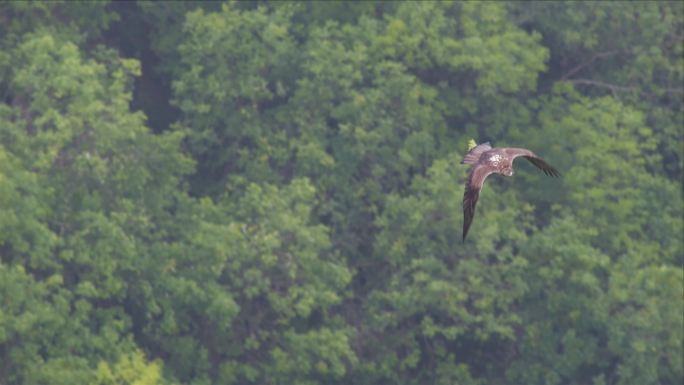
1;27;189;384
365;154;528;384
507;215;683;385
173;3;300;193
92;349;167;385
0;2;681;385
467;139;478;151
0;1;116;50
509;1;684;180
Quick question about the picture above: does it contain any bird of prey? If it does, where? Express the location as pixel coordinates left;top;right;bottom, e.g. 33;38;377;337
461;142;560;241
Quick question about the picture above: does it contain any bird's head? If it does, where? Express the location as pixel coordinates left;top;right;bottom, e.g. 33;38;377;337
504;167;514;177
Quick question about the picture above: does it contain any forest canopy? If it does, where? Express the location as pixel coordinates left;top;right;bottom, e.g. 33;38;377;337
0;2;682;384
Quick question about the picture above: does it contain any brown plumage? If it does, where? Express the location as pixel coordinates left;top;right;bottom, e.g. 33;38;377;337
461;142;560;241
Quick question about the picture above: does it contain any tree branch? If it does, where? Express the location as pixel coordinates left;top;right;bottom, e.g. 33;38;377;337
561;50;621;80
568;78;636;98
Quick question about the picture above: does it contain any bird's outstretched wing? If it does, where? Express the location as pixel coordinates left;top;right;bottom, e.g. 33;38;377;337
463;165;494;241
461;142;492;165
505;148;561;177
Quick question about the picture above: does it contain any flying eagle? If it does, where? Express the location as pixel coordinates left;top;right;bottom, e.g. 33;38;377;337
461;142;560;241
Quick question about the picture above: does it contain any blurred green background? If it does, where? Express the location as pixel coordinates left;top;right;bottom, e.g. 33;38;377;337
0;2;681;384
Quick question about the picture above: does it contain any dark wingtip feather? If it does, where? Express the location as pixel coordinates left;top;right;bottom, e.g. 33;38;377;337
462;187;479;242
526;156;560;178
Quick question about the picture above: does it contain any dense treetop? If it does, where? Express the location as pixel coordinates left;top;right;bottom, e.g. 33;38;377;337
0;2;682;384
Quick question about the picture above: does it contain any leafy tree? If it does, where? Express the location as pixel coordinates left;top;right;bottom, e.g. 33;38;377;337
92;349;169;385
1;30;190;384
1;2;681;385
173;3;301;195
362;153;530;384
507;214;683;385
509;1;684;180
0;2;116;50
503;85;682;385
